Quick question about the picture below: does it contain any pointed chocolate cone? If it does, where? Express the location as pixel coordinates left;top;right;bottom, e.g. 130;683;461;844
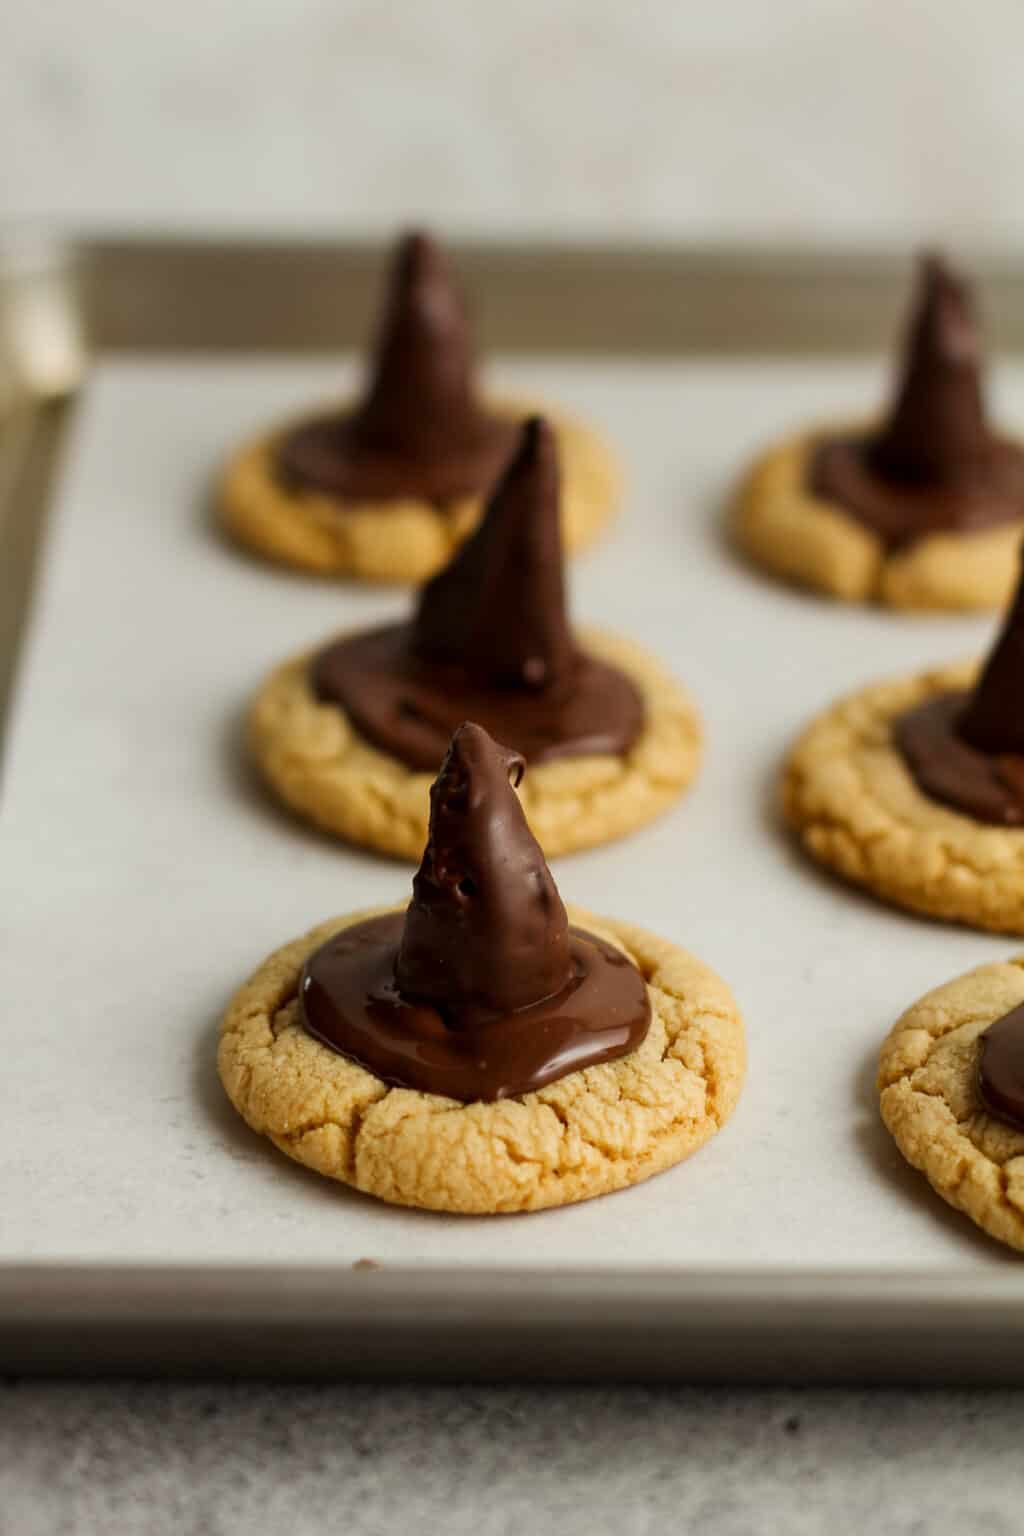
395;722;573;1019
959;550;1024;753
352;230;482;457
870;253;990;484
410;416;576;690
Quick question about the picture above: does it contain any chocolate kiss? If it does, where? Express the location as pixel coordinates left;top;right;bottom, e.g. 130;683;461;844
409;416;576;690
869;253;991;485
959;552;1024;753
394;721;573;1021
350;230;492;460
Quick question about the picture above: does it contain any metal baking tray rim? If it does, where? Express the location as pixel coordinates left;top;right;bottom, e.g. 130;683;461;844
4;236;1024;1381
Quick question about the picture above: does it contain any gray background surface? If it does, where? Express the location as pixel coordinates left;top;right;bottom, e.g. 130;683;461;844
3;0;1023;248
2;1380;1023;1536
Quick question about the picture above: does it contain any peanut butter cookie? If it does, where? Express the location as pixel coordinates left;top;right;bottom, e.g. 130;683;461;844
220;403;618;584
879;956;1024;1252
735;256;1024;611
218;903;745;1215
247;417;699;860
782;660;1024;934
736;428;1024;610
218;231;618;582
249;625;700;860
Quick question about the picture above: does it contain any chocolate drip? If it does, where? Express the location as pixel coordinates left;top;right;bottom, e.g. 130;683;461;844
299;723;650;1101
277;231;517;503
979;1002;1024;1130
894;691;1024;826
809;255;1024;547
895;553;1024;821
410;416;576;691
310;417;644;771
959;555;1024;753
395;722;573;1019
870;255;989;484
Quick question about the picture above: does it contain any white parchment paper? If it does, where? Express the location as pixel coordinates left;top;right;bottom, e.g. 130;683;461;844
1;354;1019;1272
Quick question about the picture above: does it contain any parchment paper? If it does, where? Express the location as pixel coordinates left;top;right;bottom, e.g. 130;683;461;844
1;353;1017;1272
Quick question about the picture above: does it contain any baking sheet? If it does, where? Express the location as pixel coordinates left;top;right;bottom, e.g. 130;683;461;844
2;351;1021;1287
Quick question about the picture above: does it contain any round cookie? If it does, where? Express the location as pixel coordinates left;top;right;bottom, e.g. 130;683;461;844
879;956;1024;1252
783;659;1024;934
735;426;1024;611
218;903;746;1215
220;402;619;585
248;626;701;860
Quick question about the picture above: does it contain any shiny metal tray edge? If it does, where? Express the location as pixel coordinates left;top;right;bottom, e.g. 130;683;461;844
3;237;1024;1382
3;1264;1024;1383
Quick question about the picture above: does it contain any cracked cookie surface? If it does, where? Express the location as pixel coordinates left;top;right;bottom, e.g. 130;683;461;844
783;660;1024;934
217;904;746;1214
219;401;619;584
879;956;1024;1251
735;428;1024;610
247;626;701;860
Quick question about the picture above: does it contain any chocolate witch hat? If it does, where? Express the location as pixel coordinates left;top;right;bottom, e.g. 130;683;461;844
410;416;576;690
870;254;991;484
350;230;497;460
959;551;1024;753
279;231;515;502
395;721;573;1019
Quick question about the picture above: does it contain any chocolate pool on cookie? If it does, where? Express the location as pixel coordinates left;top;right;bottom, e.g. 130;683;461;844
784;550;1024;933
218;722;746;1214
248;416;701;859
218;230;619;582
736;254;1024;609
879;956;1024;1252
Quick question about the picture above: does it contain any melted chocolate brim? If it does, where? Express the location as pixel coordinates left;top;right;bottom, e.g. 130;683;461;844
979;1002;1024;1130
894;690;1024;826
276;411;519;504
809;434;1024;549
299;912;651;1102
311;624;646;772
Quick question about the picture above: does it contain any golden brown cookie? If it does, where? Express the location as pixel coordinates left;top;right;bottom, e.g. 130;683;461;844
248;626;701;860
219;404;619;584
735;427;1024;611
879;955;1024;1252
217;903;746;1215
783;660;1024;934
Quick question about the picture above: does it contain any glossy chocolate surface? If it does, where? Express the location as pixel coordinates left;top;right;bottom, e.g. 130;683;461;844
312;418;644;770
979;1002;1024;1130
298;723;650;1101
277;231;516;503
895;553;1024;822
959;570;1024;755
810;255;1024;547
894;690;1024;826
312;624;643;772
301;912;649;1101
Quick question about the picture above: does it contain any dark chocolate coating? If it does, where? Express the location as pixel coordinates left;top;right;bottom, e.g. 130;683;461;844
895;551;1024;820
311;417;644;771
979;1002;1024;1130
395;723;572;1018
300;913;650;1102
810;255;1024;547
277;231;517;503
894;690;1024;826
312;624;642;773
298;724;650;1101
959;563;1024;754
412;417;575;690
